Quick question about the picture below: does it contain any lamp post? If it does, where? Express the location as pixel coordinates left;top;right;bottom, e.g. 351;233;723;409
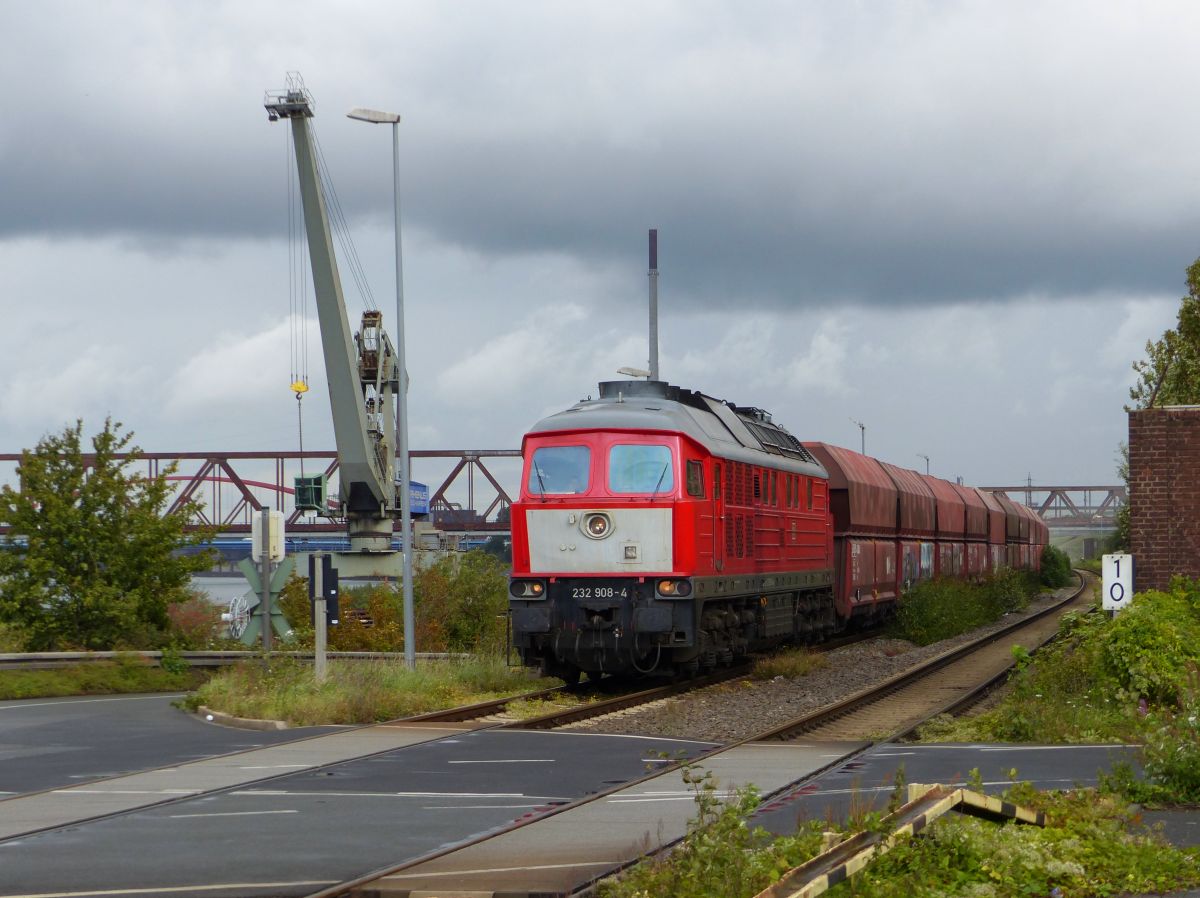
347;106;415;671
850;418;865;455
918;453;930;475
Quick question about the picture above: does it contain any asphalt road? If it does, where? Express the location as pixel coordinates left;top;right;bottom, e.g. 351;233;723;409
0;693;336;796
0;728;714;898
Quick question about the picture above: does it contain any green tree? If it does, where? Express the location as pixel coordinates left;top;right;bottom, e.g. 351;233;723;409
1109;442;1131;552
0;420;213;649
1129;257;1200;409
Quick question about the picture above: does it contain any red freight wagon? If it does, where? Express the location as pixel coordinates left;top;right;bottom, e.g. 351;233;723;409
923;475;967;579
879;462;936;591
952;483;991;579
975;488;1008;572
802;443;898;619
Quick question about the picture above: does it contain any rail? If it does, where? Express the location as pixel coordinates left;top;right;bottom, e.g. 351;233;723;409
0;650;470;670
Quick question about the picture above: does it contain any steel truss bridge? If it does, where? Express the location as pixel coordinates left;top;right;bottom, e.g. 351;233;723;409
982;485;1125;528
0;449;519;536
0;446;1121;535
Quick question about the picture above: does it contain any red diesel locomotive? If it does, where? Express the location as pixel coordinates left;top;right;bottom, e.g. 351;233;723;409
508;380;1047;681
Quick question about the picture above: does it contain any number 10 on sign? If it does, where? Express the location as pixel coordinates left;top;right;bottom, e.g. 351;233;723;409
1102;554;1133;612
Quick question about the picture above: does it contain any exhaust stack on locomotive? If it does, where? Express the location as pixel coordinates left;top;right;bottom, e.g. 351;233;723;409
508;380;1047;683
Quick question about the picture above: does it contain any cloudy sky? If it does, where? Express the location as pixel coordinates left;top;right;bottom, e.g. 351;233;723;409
1;1;1193;508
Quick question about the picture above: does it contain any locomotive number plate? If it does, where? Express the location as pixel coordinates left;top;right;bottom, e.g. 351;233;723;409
571;585;629;600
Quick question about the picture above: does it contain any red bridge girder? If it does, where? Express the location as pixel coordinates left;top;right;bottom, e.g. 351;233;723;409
0;449;520;535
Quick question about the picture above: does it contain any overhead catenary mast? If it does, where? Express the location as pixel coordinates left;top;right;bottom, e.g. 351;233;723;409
265;76;400;555
648;228;659;381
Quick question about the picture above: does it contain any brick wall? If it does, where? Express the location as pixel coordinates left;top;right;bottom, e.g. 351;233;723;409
1129;407;1200;591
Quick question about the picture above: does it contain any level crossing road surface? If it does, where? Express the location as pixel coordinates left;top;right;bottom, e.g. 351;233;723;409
0;727;718;898
749;741;1142;835
0;693;339;797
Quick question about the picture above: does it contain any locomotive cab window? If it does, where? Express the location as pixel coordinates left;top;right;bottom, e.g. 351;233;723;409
609;444;674;494
686;460;705;497
528;445;591;495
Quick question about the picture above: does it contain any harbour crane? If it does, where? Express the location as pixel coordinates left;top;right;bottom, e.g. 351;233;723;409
265;77;400;556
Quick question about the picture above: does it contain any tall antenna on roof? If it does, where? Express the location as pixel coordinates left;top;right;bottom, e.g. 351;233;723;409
648;228;659;381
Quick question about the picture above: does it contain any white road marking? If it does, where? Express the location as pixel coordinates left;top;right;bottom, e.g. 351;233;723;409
383;861;622;879
0;695;185;711
607;796;698;803
980;745;1139;751
447;759;555;764
168;810;299;819
0;882;337;898
237;764;309;770
232;789;565;799
795;778;1083;798
534;731;716;745
54;789;200;796
422;804;544;809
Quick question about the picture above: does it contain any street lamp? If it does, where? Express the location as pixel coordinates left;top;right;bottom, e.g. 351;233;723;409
918;453;930;475
850;418;865;455
347;105;415;671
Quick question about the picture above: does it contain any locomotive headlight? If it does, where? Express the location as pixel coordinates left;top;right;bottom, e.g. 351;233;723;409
509;579;547;599
582;512;613;540
656;579;692;598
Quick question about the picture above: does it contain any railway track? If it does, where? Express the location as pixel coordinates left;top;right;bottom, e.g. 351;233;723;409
753;572;1093;743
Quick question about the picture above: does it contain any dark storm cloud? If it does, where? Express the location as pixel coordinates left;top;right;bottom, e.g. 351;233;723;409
3;1;1198;307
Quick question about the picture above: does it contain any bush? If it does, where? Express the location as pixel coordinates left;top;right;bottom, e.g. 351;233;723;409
0;621;29;652
1141;678;1200;803
892;571;1038;646
277;550;510;655
166;592;225;649
1040;545;1074;588
1098;584;1200;705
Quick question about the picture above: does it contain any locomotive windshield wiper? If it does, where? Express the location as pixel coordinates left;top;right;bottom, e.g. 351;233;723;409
533;464;548;497
651;462;670;496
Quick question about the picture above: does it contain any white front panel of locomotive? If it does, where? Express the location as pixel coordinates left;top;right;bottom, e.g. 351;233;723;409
526;508;673;573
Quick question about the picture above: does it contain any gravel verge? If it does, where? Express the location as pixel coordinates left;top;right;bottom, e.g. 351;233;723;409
559;580;1084;744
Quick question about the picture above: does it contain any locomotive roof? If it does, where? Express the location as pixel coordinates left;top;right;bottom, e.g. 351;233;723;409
526;380;828;478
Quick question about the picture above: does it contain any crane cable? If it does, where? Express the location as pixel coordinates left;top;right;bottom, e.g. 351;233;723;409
287;125;310;481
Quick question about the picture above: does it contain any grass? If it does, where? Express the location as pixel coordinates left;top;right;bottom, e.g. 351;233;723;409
751;647;827;680
503;692;594;719
0;656;208;700
187;655;561;725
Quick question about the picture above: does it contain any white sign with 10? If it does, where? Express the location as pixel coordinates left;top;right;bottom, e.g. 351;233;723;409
1102;553;1133;612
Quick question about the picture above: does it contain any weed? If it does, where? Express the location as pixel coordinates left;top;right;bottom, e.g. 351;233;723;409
751;647;827;680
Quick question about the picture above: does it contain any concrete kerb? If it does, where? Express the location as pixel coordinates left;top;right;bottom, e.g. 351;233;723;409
196;705;289;731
